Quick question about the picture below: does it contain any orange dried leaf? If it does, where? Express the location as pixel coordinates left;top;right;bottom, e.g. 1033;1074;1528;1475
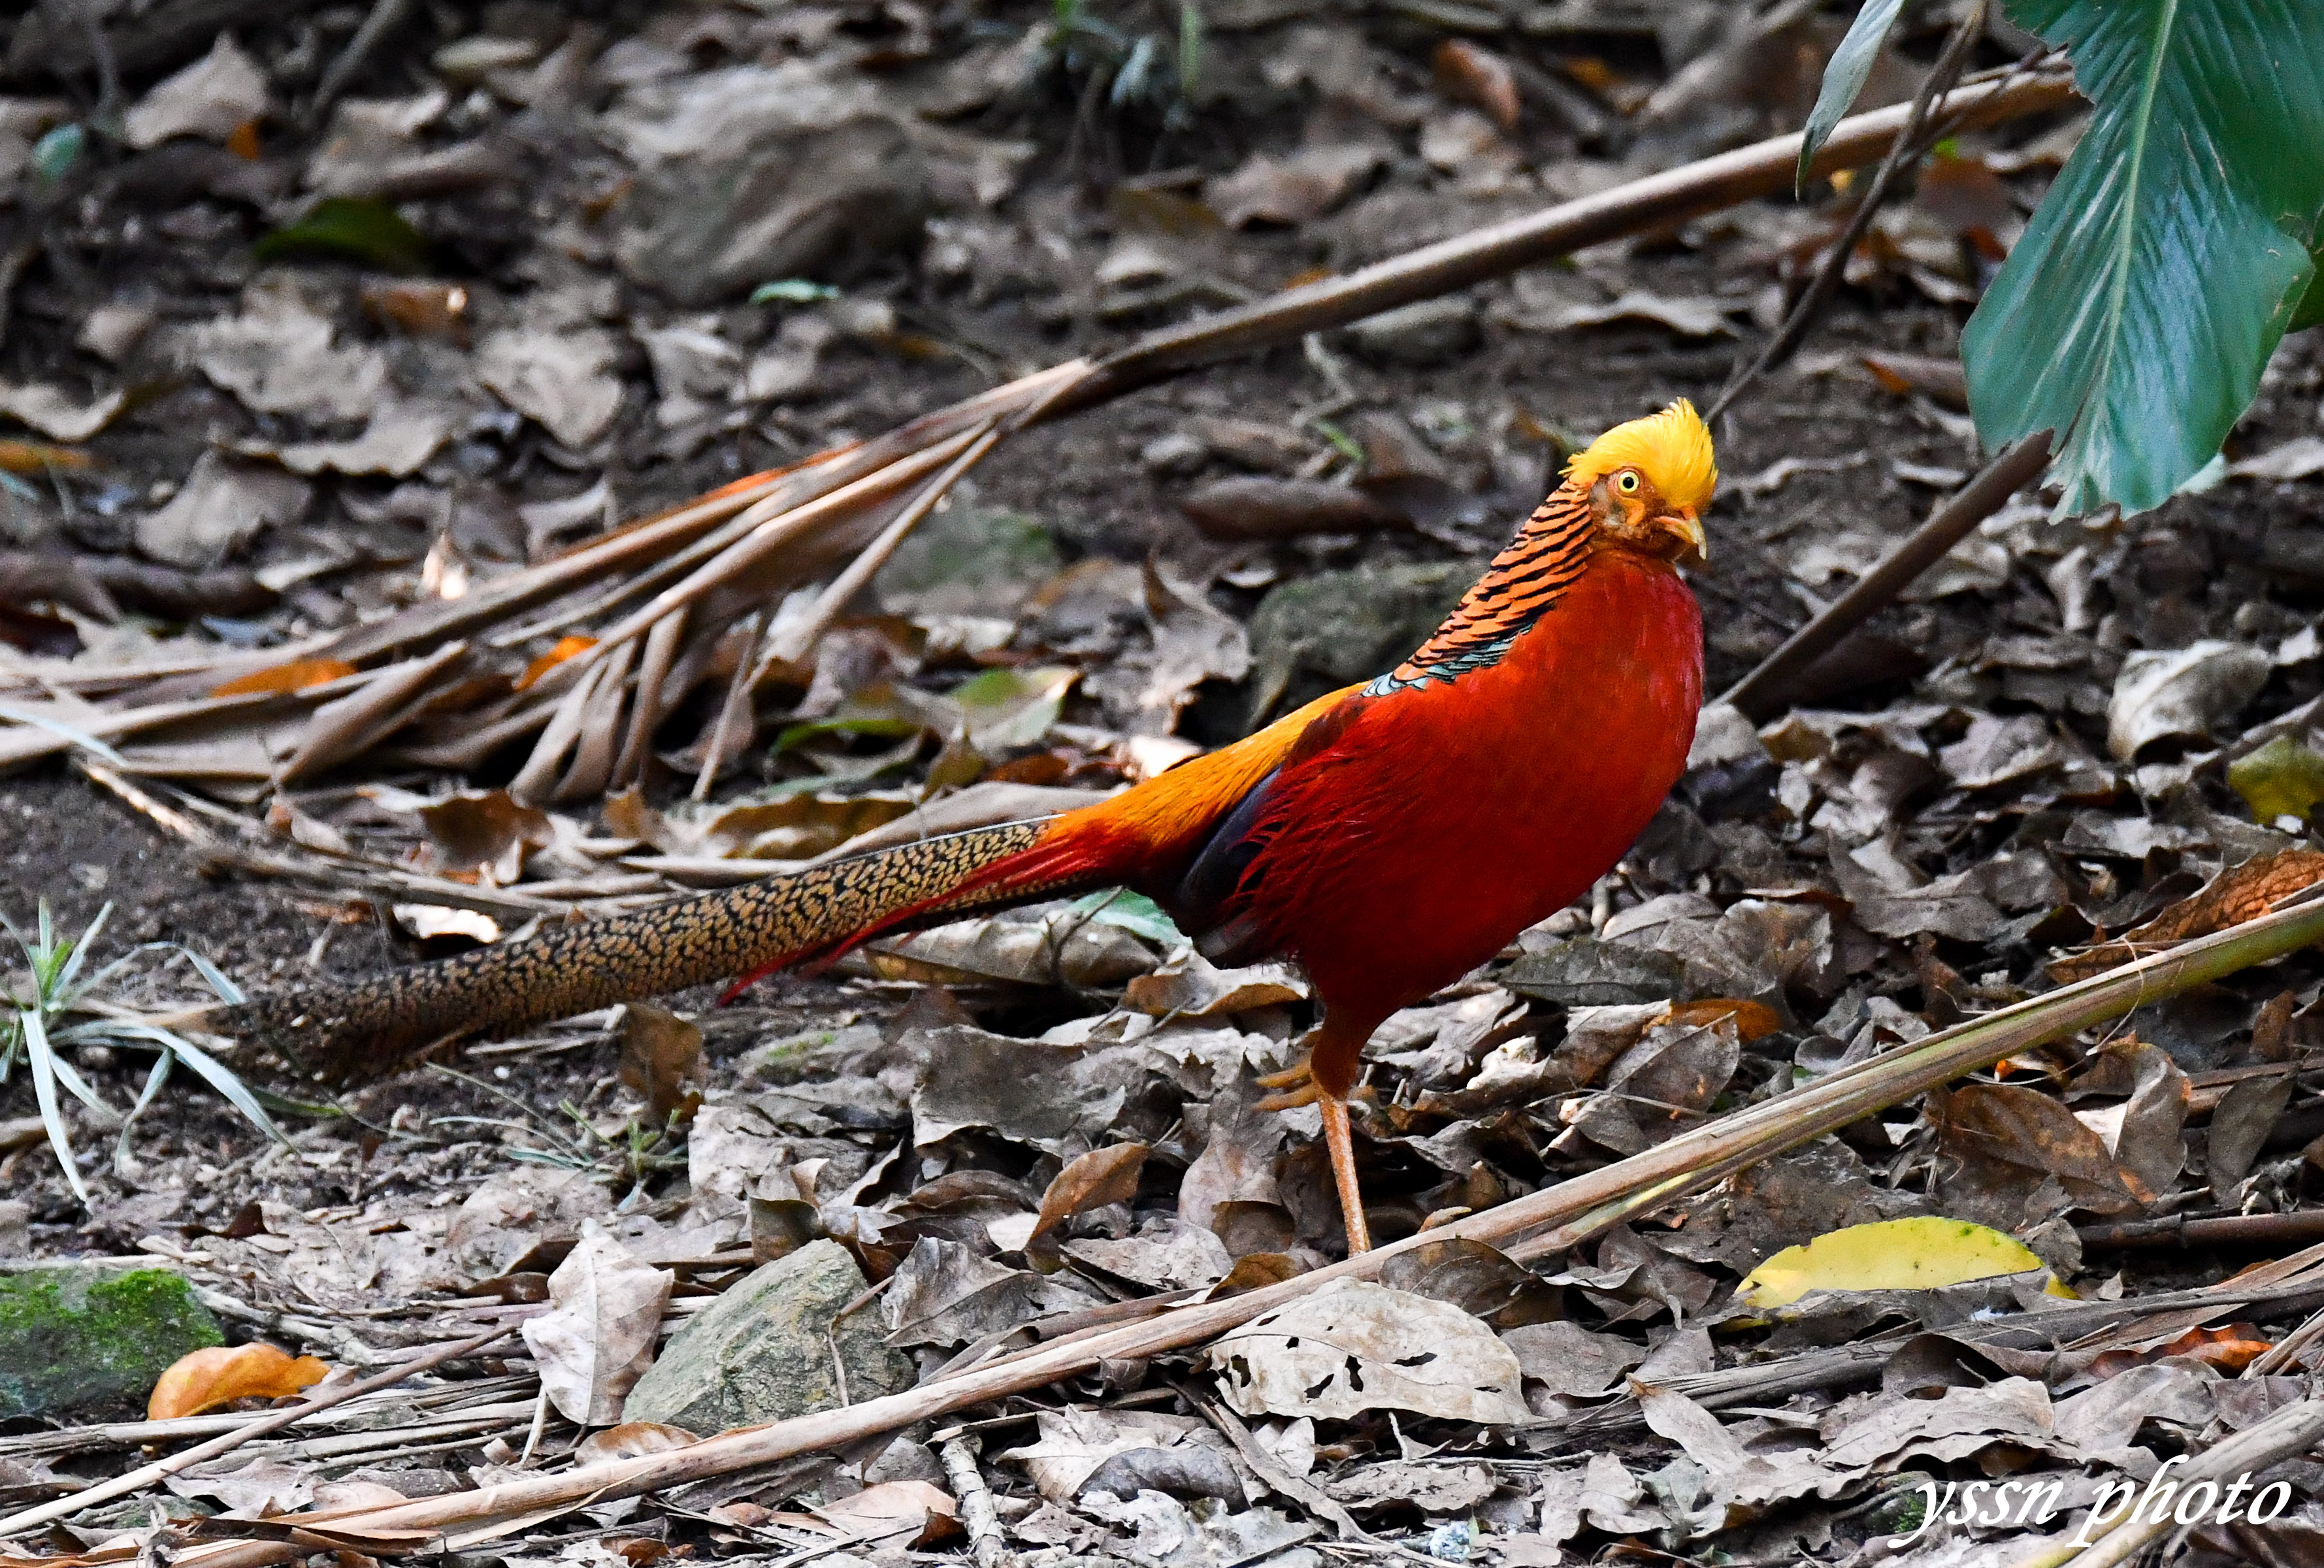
148;1343;329;1420
1433;41;1520;133
212;658;359;697
1560;56;1619;93
517;634;597;690
2157;1322;2272;1370
2088;1322;2273;1380
0;440;95;474
1667;998;1784;1041
1861;359;1915;396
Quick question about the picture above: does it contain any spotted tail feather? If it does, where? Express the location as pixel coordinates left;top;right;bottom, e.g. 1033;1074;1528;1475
218;818;1105;1083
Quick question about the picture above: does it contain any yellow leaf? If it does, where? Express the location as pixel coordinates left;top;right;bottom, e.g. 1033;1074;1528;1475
1735;1217;2074;1311
2229;734;2324;825
148;1343;329;1420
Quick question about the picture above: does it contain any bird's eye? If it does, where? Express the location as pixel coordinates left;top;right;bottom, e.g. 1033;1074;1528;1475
1616;471;1640;493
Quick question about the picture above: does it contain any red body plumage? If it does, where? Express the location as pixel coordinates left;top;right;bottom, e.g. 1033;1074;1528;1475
1196;548;1702;1085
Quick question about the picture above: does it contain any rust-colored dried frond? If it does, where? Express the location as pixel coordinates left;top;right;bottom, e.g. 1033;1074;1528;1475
1565;397;1718;513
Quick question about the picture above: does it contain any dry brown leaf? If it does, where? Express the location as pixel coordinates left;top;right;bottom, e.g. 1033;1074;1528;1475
148;1343;329;1420
520;1220;675;1426
1927;1082;2147;1215
619;1003;704;1126
1204;146;1383;229
704;792;919;861
1028;1142;1149;1257
2106;640;2272;759
1432;41;1520;132
2050;849;2324;981
361;280;472;344
211;658;359;697
572;1422;701;1464
998;1409;1217;1502
1208;1279;1528;1424
815;1480;960;1545
1122;952;1306;1018
416;789;551;875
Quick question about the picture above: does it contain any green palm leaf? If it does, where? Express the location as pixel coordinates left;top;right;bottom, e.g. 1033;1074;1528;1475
1963;0;2324;515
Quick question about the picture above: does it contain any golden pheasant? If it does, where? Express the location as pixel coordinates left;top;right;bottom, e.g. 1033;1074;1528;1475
219;400;1716;1254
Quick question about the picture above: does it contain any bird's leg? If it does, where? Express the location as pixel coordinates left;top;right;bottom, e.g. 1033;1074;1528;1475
1260;1021;1375;1254
1318;1091;1371;1254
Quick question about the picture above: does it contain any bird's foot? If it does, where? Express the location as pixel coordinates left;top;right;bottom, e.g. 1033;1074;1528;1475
1254;1058;1372;1113
1254;1056;1315;1110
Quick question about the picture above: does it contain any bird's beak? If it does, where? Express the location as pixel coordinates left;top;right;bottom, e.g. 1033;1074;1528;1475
1670;507;1707;565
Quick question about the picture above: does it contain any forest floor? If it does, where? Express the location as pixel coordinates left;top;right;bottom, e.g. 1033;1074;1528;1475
3;2;2324;1566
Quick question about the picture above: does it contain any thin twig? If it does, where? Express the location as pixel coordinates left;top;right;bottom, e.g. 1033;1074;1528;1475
2248;1304;2324;1377
1183;1389;1365;1542
0;1323;516;1537
691;610;764;803
1703;0;1991;423
936;1433;1009;1568
1065;66;2070;412
1720;434;2054;720
306;0;412;126
516;1382;552;1466
766;417;1009;666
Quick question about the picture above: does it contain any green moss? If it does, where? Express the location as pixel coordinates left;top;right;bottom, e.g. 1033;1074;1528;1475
0;1267;223;1418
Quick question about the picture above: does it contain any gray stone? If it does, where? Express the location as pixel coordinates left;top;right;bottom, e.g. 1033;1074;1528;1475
0;1266;223;1418
617;118;932;306
624;1240;910;1435
1347;297;1479;367
1244;560;1473;727
1141;431;1208;477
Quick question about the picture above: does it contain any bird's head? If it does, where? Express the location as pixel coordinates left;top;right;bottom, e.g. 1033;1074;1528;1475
1563;398;1717;567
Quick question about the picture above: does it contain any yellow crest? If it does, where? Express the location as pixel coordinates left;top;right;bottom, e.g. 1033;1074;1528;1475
1563;398;1718;514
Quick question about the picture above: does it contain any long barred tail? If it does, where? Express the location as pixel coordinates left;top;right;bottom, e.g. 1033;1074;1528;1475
218;818;1107;1083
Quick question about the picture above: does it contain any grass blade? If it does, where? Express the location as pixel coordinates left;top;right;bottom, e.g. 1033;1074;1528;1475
116;1050;172;1172
105;1024;284;1147
0;702;125;765
50;902;111;1004
174;947;246;1006
20;1009;87;1203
